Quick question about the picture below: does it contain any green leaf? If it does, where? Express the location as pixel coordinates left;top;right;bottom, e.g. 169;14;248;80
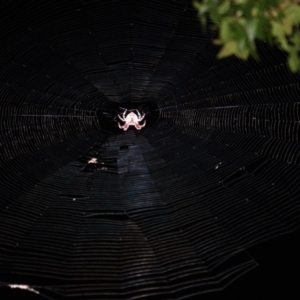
194;0;300;72
192;1;202;10
235;48;250;60
199;4;209;14
220;18;233;40
251;7;259;18
193;2;210;15
210;11;222;24
271;21;290;51
290;31;300;47
234;0;247;4
271;21;285;39
284;5;300;23
245;19;258;42
287;51;300;73
213;39;223;45
217;40;238;59
218;1;230;15
249;47;260;61
255;18;268;40
281;17;293;35
278;37;290;52
237;37;247;52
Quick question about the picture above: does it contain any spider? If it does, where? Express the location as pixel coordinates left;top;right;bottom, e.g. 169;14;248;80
118;109;146;131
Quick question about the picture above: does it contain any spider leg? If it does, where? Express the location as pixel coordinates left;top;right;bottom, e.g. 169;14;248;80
134;122;141;130
139;113;145;121
123;123;129;131
136;110;145;121
118;109;127;122
135;120;146;130
118;114;126;122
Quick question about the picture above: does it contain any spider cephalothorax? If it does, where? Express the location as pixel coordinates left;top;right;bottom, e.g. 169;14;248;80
118;109;146;131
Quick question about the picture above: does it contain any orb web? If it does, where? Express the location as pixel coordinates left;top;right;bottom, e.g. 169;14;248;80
0;1;299;299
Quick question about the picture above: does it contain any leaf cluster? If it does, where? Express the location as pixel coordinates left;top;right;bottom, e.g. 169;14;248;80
193;0;300;72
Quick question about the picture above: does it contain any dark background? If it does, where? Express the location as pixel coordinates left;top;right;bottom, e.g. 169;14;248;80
0;1;299;299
